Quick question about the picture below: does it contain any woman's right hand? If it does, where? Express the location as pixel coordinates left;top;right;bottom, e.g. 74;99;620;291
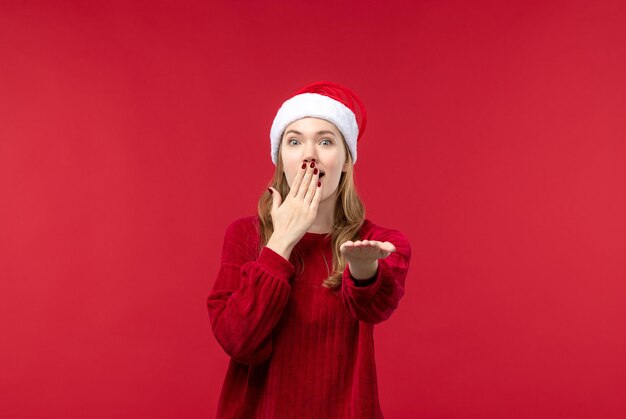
267;161;322;246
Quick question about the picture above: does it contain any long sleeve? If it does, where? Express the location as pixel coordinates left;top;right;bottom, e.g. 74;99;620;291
341;225;411;324
207;218;295;366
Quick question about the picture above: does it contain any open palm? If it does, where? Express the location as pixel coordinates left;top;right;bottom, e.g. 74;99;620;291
339;240;396;264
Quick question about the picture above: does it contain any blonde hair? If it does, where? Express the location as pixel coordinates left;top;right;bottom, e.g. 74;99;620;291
257;134;365;289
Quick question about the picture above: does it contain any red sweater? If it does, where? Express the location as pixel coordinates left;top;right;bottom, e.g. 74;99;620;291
207;216;411;418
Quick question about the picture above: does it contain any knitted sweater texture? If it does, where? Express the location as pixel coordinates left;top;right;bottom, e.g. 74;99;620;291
207;216;411;418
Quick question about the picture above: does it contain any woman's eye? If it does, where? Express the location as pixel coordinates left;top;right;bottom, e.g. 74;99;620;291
288;138;332;146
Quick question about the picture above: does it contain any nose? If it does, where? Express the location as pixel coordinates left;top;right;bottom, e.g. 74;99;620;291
299;135;323;165
297;137;320;163
302;147;317;163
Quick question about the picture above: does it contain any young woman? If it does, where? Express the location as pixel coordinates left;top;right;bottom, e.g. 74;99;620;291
207;81;412;418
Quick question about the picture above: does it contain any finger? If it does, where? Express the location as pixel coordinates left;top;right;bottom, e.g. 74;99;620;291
304;167;320;204
361;241;388;257
267;187;282;213
297;162;316;199
288;161;308;198
309;173;322;212
380;241;396;253
339;240;353;253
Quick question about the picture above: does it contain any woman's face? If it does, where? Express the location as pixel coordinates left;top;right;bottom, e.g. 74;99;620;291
281;117;348;201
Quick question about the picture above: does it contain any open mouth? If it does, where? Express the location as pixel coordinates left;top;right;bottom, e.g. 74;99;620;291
319;171;326;178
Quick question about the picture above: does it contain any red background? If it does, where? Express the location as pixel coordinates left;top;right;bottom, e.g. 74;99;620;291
1;1;625;418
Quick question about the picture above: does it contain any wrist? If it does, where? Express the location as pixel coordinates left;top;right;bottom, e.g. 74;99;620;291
266;233;297;261
348;260;378;280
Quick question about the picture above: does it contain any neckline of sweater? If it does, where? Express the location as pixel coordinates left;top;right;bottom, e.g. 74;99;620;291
300;219;371;241
301;231;332;241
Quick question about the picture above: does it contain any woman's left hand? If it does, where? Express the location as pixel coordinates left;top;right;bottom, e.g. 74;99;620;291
340;240;396;264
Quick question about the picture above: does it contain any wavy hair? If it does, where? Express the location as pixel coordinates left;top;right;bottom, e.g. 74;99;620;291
256;134;365;289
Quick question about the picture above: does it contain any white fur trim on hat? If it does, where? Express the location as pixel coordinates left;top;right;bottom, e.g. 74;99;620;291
269;93;359;165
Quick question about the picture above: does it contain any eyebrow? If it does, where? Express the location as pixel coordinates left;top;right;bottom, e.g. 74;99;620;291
284;130;337;137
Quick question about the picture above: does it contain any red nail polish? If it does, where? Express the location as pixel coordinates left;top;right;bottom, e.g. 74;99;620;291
310;161;315;168
301;163;306;169
313;168;318;175
317;181;321;187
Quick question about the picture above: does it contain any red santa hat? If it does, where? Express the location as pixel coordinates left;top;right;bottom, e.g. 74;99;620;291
269;81;367;165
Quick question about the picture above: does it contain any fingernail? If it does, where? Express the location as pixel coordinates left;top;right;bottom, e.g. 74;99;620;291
317;181;321;187
310;161;315;168
301;163;306;169
267;188;273;194
313;168;318;175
